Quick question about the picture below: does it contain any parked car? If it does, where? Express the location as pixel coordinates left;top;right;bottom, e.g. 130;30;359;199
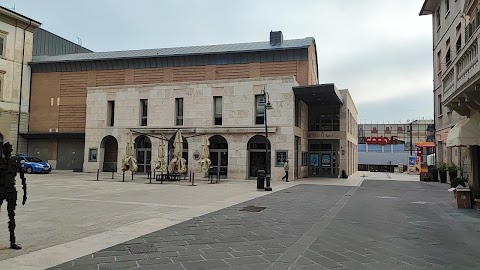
15;155;52;174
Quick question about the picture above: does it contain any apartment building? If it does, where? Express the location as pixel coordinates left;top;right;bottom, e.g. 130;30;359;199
27;31;358;180
420;0;480;196
0;7;40;153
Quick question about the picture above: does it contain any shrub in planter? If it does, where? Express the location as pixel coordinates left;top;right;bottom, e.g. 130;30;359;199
436;163;447;183
447;164;458;180
450;177;467;188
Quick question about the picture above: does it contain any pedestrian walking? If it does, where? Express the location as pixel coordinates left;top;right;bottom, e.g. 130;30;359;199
281;159;289;182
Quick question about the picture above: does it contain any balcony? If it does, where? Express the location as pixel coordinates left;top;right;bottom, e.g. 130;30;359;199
441;30;480;114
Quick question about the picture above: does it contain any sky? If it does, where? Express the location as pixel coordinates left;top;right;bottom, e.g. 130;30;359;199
2;0;434;123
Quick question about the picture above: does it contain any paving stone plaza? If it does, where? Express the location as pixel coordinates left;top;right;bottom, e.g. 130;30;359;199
1;172;480;269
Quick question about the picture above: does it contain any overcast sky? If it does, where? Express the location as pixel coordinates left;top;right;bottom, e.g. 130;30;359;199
3;0;433;123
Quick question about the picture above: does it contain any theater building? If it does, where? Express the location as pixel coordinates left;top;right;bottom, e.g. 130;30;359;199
27;31;358;180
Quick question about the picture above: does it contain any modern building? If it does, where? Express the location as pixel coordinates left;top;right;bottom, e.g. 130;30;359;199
357;120;434;172
420;0;480;196
26;31;358;180
0;7;40;153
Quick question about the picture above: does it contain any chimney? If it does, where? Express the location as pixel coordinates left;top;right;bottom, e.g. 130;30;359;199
270;31;283;46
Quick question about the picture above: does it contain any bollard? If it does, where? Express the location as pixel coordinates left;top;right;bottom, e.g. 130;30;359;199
153;169;156;179
112;170;114;179
192;172;195;186
131;171;134;180
97;169;99;181
123;171;125;182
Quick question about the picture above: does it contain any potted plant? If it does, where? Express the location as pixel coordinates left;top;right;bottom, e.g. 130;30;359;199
436;163;447;183
447;164;458;181
450;177;467;188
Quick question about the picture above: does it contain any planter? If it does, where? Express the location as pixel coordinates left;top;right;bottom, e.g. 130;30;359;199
439;171;447;183
449;170;458;180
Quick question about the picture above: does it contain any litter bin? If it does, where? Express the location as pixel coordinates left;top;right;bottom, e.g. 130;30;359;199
257;170;265;190
455;187;472;209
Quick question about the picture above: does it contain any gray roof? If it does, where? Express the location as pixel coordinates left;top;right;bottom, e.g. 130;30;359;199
31;37;314;64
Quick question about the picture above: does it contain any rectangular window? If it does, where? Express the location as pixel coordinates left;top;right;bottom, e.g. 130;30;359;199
445;0;450;14
275;151;288;167
214;96;222;125
175;98;183;126
107;101;115;126
445;38;451;66
437;50;442;74
88;148;98;162
436;7;441;29
140;99;148;126
372;127;378;133
302;152;308;166
385;127;391;134
438;94;443;116
255;95;265;125
456;35;462;53
0;36;4;57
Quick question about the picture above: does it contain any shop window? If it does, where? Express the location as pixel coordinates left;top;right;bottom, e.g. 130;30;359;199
175;98;183;126
275;150;288;167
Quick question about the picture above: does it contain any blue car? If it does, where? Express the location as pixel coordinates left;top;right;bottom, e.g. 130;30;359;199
15;155;52;174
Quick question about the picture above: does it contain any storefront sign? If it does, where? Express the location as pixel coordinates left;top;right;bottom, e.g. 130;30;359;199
365;136;398;145
307;132;337;139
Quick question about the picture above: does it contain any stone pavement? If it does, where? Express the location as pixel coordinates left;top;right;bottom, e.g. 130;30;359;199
46;176;480;270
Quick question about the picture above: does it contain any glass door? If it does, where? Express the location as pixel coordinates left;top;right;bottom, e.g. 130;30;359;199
309;153;320;176
321;153;332;176
136;150;151;173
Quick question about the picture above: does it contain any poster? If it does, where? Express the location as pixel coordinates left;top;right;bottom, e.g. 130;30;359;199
310;154;319;167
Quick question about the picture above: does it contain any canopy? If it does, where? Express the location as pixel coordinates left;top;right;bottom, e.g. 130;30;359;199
168;130;187;173
447;112;480;147
155;139;167;172
199;135;211;172
121;131;138;172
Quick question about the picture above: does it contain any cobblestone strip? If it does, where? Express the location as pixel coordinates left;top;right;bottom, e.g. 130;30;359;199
267;187;358;269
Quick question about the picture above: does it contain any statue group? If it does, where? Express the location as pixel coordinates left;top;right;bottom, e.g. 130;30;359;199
0;142;27;249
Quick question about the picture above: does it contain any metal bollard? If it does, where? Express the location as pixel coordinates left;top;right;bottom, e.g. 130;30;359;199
131;171;134;180
112;170;114;179
123;171;125;182
97;169;99;181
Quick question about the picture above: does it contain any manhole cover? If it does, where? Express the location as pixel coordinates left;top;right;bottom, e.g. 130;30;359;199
128;245;158;254
240;205;266;212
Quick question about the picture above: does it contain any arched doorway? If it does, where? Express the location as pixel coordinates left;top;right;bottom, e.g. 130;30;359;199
100;136;118;172
248;135;271;178
168;134;188;168
135;135;152;173
209;135;228;177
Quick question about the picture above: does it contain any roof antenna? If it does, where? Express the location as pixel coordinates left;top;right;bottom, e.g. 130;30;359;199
11;4;15;11
77;37;82;46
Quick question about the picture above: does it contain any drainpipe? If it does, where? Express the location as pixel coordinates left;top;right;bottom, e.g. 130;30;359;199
16;19;32;154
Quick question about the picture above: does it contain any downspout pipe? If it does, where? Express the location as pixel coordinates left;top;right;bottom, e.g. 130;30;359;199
16;19;32;154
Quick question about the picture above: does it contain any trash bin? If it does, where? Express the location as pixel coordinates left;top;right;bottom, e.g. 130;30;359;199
257;170;265;190
455;187;472;209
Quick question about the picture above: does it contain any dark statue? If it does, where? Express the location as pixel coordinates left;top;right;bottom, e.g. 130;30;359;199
0;142;27;249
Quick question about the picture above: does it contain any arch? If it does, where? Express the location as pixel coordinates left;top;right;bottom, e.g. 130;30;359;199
168;134;188;166
209;135;228;177
247;135;271;178
135;135;152;173
100;135;118;172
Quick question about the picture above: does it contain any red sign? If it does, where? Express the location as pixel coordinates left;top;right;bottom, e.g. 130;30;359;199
365;136;398;145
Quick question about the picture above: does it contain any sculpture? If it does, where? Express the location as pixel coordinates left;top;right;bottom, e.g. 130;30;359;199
0;142;27;249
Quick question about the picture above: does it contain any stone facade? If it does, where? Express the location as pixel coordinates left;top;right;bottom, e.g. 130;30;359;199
84;76;299;180
0;8;40;153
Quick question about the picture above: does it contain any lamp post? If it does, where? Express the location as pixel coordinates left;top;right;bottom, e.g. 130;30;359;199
262;89;273;190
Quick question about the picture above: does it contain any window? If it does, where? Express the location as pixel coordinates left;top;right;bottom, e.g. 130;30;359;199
275;150;288;167
295;99;301;127
385;127;391;134
436;7;441;29
302;152;308;166
0;35;5;58
107;101;115;126
445;39;451;66
255;95;265;125
214;96;222;125
437;50;442;74
175;98;183;126
397;126;404;133
88;148;98;162
140;99;148;126
445;0;450;14
456;35;462;53
372;127;378;133
438;94;443;116
308;105;340;131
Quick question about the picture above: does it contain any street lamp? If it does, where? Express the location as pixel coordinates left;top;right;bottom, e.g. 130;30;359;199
262;88;273;191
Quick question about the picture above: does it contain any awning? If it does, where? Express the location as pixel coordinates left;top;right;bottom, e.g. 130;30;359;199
446;113;480;147
20;132;85;139
416;142;435;147
293;84;343;106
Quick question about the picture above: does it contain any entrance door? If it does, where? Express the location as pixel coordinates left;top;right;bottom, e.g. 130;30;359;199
210;150;228;176
309;153;320;176
321;153;332;176
136;150;151;173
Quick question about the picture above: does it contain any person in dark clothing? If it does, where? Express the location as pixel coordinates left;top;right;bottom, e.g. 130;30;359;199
281;159;289;182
